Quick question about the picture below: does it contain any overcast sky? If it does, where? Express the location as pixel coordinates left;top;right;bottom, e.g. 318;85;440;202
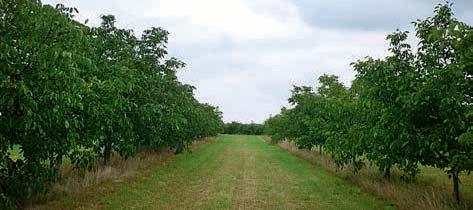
44;0;473;123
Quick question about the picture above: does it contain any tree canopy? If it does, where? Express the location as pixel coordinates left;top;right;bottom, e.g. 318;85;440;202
0;1;223;208
264;3;473;203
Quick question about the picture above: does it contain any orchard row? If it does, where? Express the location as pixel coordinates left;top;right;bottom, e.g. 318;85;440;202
264;3;472;203
223;122;264;135
0;0;223;208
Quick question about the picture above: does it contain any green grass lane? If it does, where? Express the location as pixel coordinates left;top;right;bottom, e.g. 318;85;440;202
99;135;386;209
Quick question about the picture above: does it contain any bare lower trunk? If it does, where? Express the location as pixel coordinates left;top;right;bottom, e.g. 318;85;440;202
452;172;460;204
103;143;111;165
175;146;183;154
384;167;391;178
50;153;62;180
319;145;322;155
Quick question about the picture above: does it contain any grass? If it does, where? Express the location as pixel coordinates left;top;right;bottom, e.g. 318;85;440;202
31;135;388;209
28;139;221;209
276;139;473;210
28;150;174;209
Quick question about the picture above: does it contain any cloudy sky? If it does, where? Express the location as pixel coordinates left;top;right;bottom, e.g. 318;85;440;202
44;0;473;123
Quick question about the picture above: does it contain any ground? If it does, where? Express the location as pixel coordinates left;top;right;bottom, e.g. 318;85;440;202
37;135;389;209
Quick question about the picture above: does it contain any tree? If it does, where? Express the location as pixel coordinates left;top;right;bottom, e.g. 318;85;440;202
0;0;88;206
352;30;420;177
84;15;137;164
408;4;473;203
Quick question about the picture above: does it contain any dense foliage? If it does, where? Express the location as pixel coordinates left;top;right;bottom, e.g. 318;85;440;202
265;3;472;203
0;0;223;208
223;121;264;135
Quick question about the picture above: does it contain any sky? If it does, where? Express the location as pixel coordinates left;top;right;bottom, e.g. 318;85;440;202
43;0;473;123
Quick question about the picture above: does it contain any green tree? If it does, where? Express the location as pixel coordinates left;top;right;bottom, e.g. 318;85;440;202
0;0;88;206
352;30;420;177
84;15;137;164
409;4;473;203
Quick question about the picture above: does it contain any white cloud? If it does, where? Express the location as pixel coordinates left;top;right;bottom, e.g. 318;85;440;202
111;0;310;40
43;0;403;123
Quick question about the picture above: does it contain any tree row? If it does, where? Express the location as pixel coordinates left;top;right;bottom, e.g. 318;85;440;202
0;1;223;208
223;121;264;135
264;3;472;203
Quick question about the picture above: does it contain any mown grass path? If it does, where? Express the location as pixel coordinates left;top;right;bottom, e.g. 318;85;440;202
93;135;386;209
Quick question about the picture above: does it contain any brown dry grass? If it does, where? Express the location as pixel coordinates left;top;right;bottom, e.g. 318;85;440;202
275;139;473;210
53;148;173;196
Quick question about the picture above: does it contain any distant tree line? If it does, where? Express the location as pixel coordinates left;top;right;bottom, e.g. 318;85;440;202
223;122;264;135
0;1;223;208
264;3;472;204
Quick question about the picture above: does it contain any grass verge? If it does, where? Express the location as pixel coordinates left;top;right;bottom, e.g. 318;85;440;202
274;139;473;210
27;137;219;209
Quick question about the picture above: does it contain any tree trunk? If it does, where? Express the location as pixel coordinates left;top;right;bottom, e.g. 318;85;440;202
50;153;62;180
175;146;183;154
103;143;111;165
384;167;391;178
319;145;322;155
452;172;460;204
